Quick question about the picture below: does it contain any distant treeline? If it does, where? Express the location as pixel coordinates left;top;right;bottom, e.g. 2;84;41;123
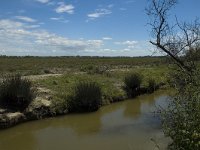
0;55;167;59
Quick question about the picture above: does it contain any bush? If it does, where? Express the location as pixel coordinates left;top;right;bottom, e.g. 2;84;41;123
80;65;109;75
0;74;35;111
123;73;142;98
68;82;102;112
147;78;157;93
43;69;51;74
161;70;200;150
50;95;68;115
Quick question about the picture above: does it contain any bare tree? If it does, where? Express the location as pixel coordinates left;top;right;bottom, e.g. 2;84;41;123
146;0;200;72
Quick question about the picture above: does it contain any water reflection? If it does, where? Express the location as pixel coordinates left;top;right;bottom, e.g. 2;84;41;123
0;90;171;150
123;99;141;119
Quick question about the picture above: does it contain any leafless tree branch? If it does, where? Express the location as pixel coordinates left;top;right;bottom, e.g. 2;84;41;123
147;0;200;72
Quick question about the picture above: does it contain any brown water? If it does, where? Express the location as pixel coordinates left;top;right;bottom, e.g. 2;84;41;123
0;90;170;150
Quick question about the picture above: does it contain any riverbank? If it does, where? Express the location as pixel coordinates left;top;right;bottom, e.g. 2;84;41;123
0;82;167;129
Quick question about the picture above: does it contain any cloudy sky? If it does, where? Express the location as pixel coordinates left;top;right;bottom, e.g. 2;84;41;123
0;0;200;56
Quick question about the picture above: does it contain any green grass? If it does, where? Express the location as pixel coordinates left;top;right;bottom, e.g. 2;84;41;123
0;56;170;112
35;73;126;105
0;56;168;75
34;65;169;106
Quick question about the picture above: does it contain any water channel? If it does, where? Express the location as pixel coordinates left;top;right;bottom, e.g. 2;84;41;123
0;90;171;150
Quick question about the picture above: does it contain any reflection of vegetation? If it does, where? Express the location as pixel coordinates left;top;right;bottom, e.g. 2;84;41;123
0;126;37;150
123;99;141;119
0;90;169;150
123;91;165;119
63;112;102;135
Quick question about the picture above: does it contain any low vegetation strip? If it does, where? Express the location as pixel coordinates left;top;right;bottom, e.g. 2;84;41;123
0;56;168;75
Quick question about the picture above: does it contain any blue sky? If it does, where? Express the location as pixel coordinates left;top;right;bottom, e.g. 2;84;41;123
0;0;200;56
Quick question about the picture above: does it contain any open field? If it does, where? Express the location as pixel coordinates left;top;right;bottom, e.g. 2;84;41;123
34;65;168;105
0;56;170;105
0;56;168;75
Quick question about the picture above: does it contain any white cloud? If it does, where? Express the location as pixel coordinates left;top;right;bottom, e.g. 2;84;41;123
0;19;103;56
36;0;49;3
50;17;69;23
55;3;74;14
115;40;138;45
124;40;138;45
47;1;56;6
15;16;37;23
50;17;62;21
0;19;23;29
25;25;40;28
102;37;112;40
87;8;112;19
127;45;135;49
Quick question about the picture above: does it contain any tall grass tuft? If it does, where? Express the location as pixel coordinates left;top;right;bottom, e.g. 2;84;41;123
68;81;102;112
0;74;35;111
123;73;142;98
147;78;157;93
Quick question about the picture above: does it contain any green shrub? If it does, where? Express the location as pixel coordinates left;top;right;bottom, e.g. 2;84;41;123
0;74;35;111
80;65;109;75
43;69;51;74
147;78;157;93
123;73;142;98
50;95;68;115
68;82;102;112
161;70;200;150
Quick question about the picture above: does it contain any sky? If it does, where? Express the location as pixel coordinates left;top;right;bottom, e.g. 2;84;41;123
0;0;200;56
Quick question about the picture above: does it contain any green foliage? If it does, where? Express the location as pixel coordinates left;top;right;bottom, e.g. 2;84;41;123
147;78;157;93
0;56;167;75
0;74;35;111
50;95;68;115
43;69;51;74
161;70;200;150
123;73;142;98
185;46;200;61
68;82;102;112
80;65;109;75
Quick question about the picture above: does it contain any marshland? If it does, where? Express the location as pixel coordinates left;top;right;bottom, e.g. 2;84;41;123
0;0;200;150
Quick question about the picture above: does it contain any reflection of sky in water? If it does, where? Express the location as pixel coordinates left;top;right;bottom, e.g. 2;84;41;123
0;90;171;150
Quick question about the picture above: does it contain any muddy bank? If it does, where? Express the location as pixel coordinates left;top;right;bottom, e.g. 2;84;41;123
0;84;166;129
0;97;52;129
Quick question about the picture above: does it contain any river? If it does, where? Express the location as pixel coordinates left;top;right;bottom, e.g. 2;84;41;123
0;90;171;150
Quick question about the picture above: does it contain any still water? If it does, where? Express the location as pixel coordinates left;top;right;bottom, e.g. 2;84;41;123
0;90;170;150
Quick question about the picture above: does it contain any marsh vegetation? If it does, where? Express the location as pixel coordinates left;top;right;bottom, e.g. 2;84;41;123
0;0;199;149
0;56;168;122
